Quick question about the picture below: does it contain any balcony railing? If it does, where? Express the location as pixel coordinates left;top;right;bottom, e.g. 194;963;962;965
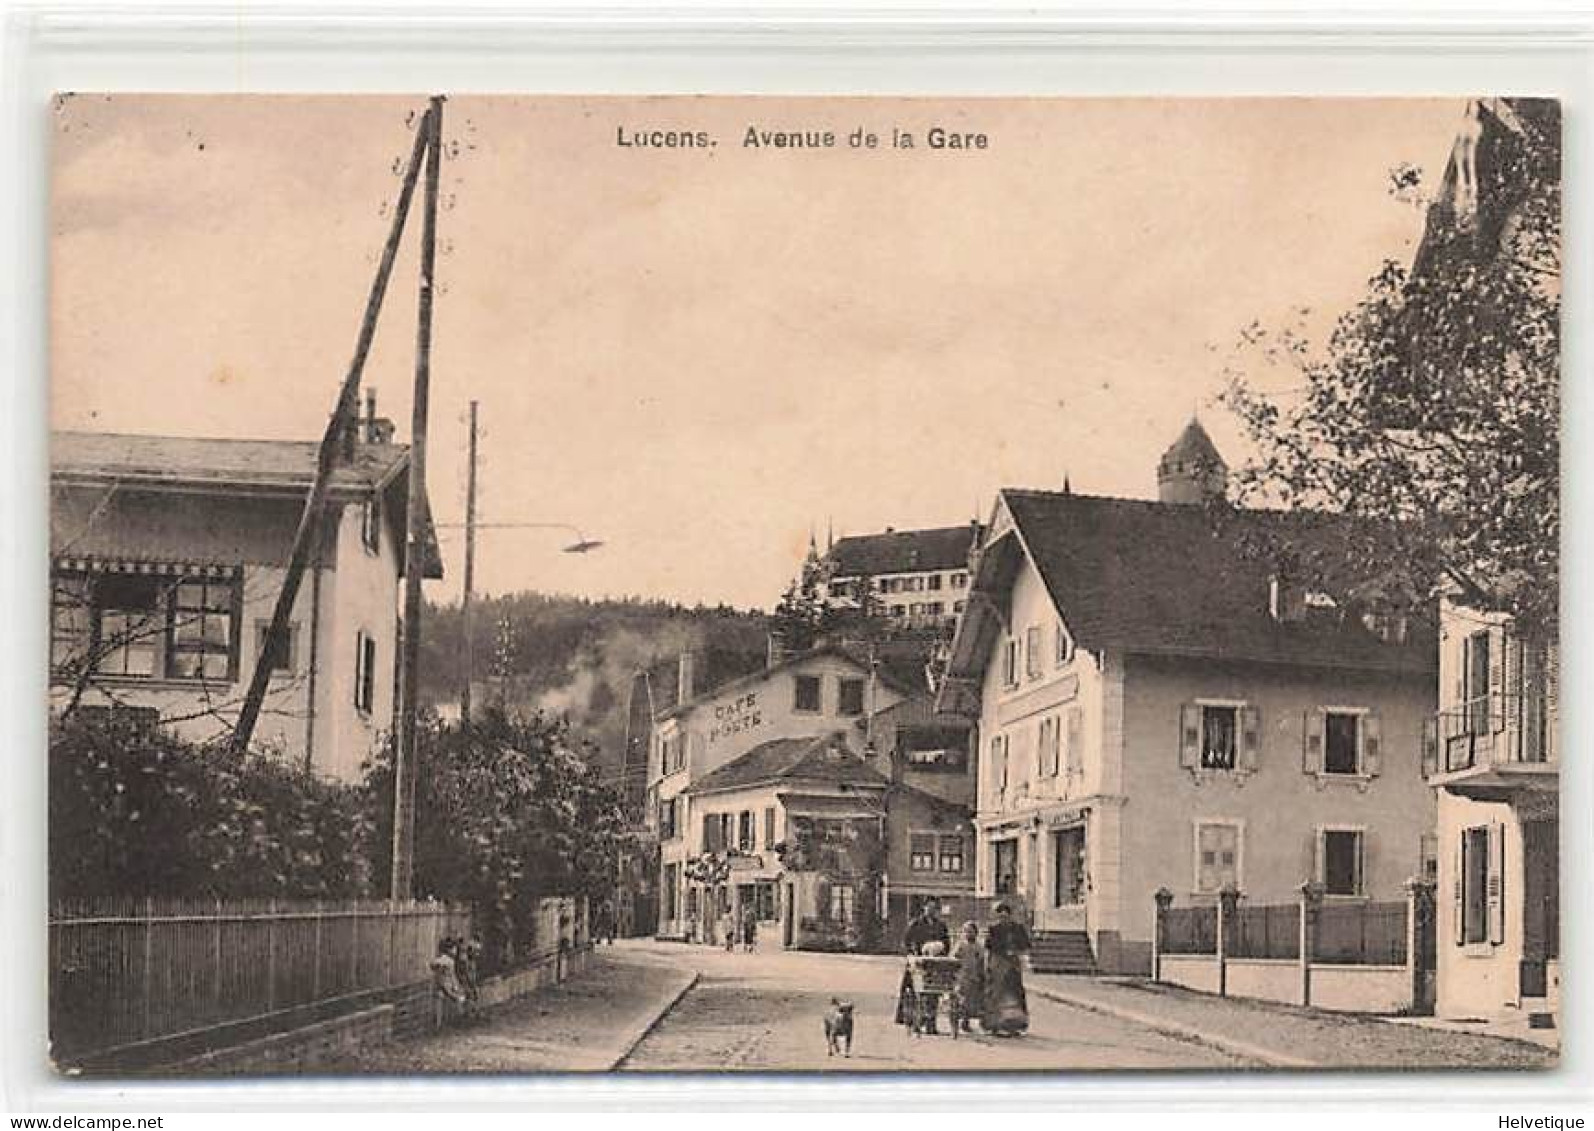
1430;692;1555;775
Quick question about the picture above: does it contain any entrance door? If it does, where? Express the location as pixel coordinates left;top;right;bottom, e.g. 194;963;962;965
1521;818;1559;998
993;838;1019;896
1051;825;1088;931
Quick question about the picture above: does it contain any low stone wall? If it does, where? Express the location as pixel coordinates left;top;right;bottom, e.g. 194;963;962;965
1159;955;1220;995
176;945;594;1073
1310;964;1410;1014
1226;958;1300;1006
178;1004;396;1074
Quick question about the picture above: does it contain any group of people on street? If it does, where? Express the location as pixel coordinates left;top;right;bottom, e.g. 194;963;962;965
687;905;760;951
895;900;1033;1037
719;906;759;952
429;934;483;1026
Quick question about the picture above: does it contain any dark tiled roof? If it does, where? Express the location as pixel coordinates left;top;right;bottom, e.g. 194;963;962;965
684;733;889;795
1158;418;1226;471
52;431;410;495
51;431;443;578
998;489;1436;674
828;524;981;577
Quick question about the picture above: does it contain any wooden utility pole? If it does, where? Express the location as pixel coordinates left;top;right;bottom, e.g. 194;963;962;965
460;399;479;723
232;104;433;758
391;95;445;901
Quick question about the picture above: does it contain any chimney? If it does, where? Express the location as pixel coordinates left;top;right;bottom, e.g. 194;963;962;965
677;651;697;705
1269;574;1307;623
362;387;397;444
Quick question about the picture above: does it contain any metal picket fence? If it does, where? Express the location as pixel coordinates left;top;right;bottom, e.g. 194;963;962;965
49;896;472;1062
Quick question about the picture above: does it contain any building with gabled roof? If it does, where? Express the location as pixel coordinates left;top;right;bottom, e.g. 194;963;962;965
935;420;1437;976
648;646;910;945
50;397;440;782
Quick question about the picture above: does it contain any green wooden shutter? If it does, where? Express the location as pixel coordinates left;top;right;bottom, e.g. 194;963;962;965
1239;705;1261;771
1179;704;1202;768
1488;628;1506;734
1487;822;1506;946
1303;709;1325;773
1362;713;1382;776
1066;706;1084;776
1453;837;1466;945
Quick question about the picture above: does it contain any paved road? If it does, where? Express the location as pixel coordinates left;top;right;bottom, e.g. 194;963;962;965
618;941;1252;1072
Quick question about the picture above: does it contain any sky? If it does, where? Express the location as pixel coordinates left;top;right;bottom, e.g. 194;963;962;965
51;95;1464;611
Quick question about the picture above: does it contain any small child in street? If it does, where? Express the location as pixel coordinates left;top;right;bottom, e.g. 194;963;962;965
430;937;467;1028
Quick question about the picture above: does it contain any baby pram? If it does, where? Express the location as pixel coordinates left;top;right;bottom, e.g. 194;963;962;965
903;955;965;1038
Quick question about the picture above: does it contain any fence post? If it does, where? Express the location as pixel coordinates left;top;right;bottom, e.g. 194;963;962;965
266;898;278;1013
1152;887;1174;982
1216;884;1240;998
312;899;323;1001
212;898;223;1020
141;896;155;1042
350;900;362;990
1405;876;1436;1016
1298;880;1323;1007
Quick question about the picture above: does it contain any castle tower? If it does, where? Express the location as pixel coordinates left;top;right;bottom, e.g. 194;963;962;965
1157;417;1228;505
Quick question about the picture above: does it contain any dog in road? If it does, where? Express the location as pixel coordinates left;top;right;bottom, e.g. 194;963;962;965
823;998;855;1057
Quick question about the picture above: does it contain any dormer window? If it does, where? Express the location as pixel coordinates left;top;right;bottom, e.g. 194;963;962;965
1055;620;1075;666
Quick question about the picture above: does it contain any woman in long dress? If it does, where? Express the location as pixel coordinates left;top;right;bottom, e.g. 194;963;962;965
982;902;1032;1036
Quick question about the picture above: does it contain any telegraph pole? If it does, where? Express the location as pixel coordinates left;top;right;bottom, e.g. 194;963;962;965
460;399;479;723
391;95;444;902
232;101;432;759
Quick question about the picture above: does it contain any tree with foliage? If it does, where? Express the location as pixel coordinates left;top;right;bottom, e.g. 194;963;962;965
1221;99;1559;635
49;712;373;901
362;708;637;972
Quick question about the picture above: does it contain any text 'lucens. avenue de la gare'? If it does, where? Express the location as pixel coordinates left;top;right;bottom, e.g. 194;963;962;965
614;125;991;151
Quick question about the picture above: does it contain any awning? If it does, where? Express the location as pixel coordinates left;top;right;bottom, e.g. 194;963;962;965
53;556;243;580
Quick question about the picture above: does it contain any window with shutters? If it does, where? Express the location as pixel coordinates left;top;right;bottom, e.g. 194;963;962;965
837;677;865;717
1305;707;1381;780
990;733;1009;795
1038;716;1060;777
703;813;725;853
657;797;678;840
1463;630;1492;733
910;833;937;871
1460;825;1490;944
763;806;776;849
938;835;966;873
1201;705;1237;770
1064;705;1085;778
737;810;754;852
1002;637;1019;688
1181;702;1258;776
828;884;856;923
1324;713;1360;774
1319;828;1365;896
1025;625;1043;679
1055;620;1075;667
794;674;822;713
1194;820;1242;893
